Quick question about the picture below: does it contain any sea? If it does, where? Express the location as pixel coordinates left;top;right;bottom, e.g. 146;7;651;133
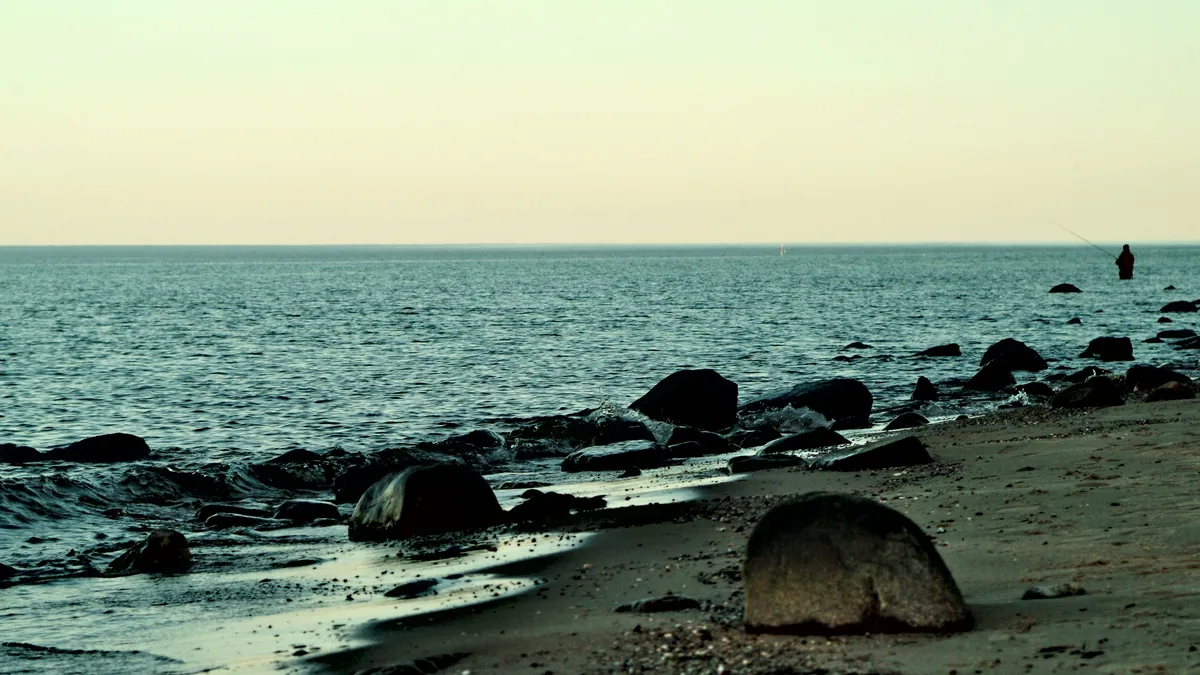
1;244;1198;672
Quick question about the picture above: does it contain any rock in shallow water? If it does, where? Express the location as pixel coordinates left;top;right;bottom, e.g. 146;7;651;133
47;433;150;463
665;426;733;456
561;440;671;473
810;436;933;471
349;464;504;541
911;376;938;401
274;499;340;523
884;412;929;431
980;338;1047;372
757;428;849;455
1160;300;1198;313
196;503;272;522
1144;381;1196;402
738;378;873;429
1080;336;1133;362
106;530;191;576
0;443;41;464
915;344;961;357
963;363;1016;392
1051;377;1125;409
728;454;807;474
744;492;971;635
628;368;738;431
1049;283;1082;293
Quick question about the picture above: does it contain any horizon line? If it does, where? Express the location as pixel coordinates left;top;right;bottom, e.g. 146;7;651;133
1;240;1197;248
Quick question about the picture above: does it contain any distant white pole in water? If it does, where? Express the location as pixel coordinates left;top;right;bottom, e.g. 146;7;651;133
780;244;785;256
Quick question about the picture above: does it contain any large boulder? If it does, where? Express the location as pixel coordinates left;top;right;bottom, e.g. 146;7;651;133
1051;377;1125;409
561;440;671;473
884;412;929;431
963;363;1016;392
106;530;192;576
911;377;938;401
1144;382;1196;402
47;433;150;463
1049;283;1082;293
629;369;738;431
743;492;972;634
0;443;42;464
758;428;849;455
980;338;1047;372
914;344;961;357
1125;365;1192;393
739;378;873;429
1160;301;1198;313
348;464;504;541
665;426;734;456
810;436;933;471
1080;336;1133;362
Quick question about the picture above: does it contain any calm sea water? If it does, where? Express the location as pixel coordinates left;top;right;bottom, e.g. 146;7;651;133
2;244;1198;457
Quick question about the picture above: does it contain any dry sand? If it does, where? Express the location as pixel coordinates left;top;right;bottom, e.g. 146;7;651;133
312;399;1200;674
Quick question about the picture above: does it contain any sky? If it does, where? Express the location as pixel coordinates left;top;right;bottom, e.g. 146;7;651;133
2;1;1198;245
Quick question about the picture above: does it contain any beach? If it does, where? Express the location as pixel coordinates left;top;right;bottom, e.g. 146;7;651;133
313;398;1200;674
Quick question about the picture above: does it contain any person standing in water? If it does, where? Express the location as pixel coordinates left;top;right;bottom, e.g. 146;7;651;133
1116;244;1135;280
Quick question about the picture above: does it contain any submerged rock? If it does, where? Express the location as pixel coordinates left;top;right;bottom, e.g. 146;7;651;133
728;454;807;474
744;492;971;635
0;443;41;464
884;412;929;431
963;363;1016;392
48;433;150;463
1160;300;1198;313
1080;336;1134;362
1066;317;1082;325
757;428;849;455
911;376;938;401
348;464;504;541
1049;283;1082;293
811;436;933;472
980;338;1047;372
739;378;873;429
842;341;872;350
274;499;340;523
561;440;671;473
106;530;191;575
915;344;961;357
1144;381;1196;402
1158;316;1174;323
1052;377;1125;409
629;369;738;431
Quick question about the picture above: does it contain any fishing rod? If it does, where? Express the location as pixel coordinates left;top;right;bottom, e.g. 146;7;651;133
1050;220;1116;259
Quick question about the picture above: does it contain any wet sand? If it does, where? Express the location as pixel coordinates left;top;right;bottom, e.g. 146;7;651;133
311;398;1200;674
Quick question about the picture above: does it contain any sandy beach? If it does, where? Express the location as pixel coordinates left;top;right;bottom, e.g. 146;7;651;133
311;398;1200;674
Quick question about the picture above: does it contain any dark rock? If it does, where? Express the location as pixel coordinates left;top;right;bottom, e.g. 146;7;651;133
884;412;929;431
1049;283;1082;293
349;464;504;541
1178;336;1200;350
615;594;702;613
1014;382;1055;398
665;441;705;458
911;377;938;401
123;466;232;503
915;343;961;357
1125;365;1192;393
724;428;782;449
1067;317;1082;325
832;355;860;362
561;440;671;473
666;426;733;456
1165;285;1177;291
1160;301;1197;313
494;480;550;490
1159;329;1197;339
274;499;340;523
1022;583;1086;600
619;467;641;478
205;513;284;529
628;369;738;431
1065;366;1110;383
272;558;324;568
504;410;655;458
0;443;42;464
842;342;872;350
47;433;150;463
196;503;272;522
332;448;450;504
980;338;1047;372
418;429;505;458
1144;381;1196;402
811;436;933;472
507;491;605;522
963;363;1016;391
757;428;849;455
1144;337;1165;344
265;448;322;464
739;378;873;428
1080;336;1134;362
105;530;191;575
0;562;17;579
384;578;439;599
1051;377;1125;409
728;455;807;474
744;492;971;634
1158;317;1173;323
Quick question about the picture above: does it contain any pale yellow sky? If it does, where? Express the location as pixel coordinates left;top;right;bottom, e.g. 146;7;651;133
2;2;1198;245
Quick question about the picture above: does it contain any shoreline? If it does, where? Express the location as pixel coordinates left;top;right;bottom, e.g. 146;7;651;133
309;398;1200;674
